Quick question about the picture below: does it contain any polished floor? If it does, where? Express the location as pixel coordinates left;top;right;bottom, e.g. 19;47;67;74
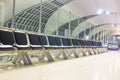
0;51;120;80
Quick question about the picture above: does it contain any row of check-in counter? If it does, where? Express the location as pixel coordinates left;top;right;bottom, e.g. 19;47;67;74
0;28;108;66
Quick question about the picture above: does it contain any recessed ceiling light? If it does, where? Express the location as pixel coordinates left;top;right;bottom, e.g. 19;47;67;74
97;9;110;16
111;24;114;27
97;9;104;15
106;11;110;15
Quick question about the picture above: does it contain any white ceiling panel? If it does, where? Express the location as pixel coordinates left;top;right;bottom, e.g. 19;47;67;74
62;0;120;35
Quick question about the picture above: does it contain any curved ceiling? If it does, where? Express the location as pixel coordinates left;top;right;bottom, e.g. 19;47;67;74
62;0;120;35
4;0;73;32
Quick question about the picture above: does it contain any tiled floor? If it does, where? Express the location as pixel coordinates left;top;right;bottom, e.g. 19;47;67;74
0;51;120;80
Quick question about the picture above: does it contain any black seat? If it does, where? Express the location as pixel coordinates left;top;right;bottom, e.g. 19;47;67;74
38;35;48;49
28;33;42;49
78;40;83;47
99;42;102;47
47;36;58;49
61;38;74;49
86;41;90;47
0;30;15;51
83;40;89;48
93;41;97;47
91;41;96;47
72;39;77;47
80;40;86;48
54;37;62;49
13;31;30;50
96;42;102;48
48;36;56;46
66;38;73;48
61;38;69;49
76;39;80;46
89;41;93;47
72;39;80;48
54;37;62;46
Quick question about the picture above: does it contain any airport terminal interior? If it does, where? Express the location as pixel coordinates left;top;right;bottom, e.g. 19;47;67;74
0;0;120;80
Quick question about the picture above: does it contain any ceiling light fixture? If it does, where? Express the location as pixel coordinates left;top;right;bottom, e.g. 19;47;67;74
111;24;114;27
97;9;104;15
105;11;110;15
97;9;110;15
111;24;120;27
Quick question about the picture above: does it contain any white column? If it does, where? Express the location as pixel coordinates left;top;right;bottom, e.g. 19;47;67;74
97;30;99;41
103;30;104;44
105;31;107;44
11;0;16;28
0;2;5;26
77;16;79;38
104;30;106;44
100;30;102;42
38;0;42;33
99;29;101;42
84;22;86;40
106;34;108;44
64;29;69;37
106;32;108;44
68;11;71;37
94;34;96;41
93;26;96;41
89;26;92;40
56;7;59;36
104;31;106;44
101;30;103;42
